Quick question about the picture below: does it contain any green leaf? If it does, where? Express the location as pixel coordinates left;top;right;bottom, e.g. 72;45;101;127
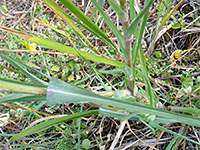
127;0;154;39
130;0;136;20
107;0;126;20
195;76;200;84
90;0;126;60
43;0;93;49
82;139;91;149
51;65;60;72
98;0;105;8
0;78;47;95
150;121;200;146
99;106;139;121
64;14;117;51
74;49;111;91
38;19;93;52
0;27;125;67
169;106;200;116
46;78;200;127
182;76;193;88
0;93;45;104
9;110;98;142
57;0;117;50
31;36;125;67
166;128;186;150
14;57;51;80
0;51;48;85
123;65;133;80
0;64;24;75
159;0;184;29
139;46;154;107
172;22;182;29
99;67;124;76
132;2;151;96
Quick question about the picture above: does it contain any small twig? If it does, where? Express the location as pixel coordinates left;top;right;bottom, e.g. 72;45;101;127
109;120;126;150
185;15;200;29
157;72;200;80
150;123;173;150
126;120;159;150
0;48;73;56
38;46;50;77
191;37;200;49
181;96;200;106
191;126;200;144
26;115;67;129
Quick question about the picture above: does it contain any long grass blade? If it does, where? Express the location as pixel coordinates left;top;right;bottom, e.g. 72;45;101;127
90;0;126;60
57;0;117;50
159;0;184;29
127;0;154;39
46;78;200;127
0;93;45;103
130;0;136;20
132;2;150;93
0;51;48;85
43;0;93;48
150;121;200;146
0;27;125;67
166;128;186;150
107;0;126;20
15;57;51;80
139;46;154;107
9;110;98;142
37;19;89;49
62;13;117;51
169;106;200;116
0;78;47;95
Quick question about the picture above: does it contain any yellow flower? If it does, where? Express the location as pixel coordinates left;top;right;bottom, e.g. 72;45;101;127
20;40;36;54
170;48;196;60
170;50;184;60
21;40;28;47
27;43;36;51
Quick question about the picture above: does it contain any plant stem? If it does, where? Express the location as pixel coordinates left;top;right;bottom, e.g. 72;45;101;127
77;104;83;150
120;0;133;94
0;79;47;95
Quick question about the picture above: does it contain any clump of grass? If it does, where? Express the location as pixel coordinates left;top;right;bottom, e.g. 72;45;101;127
0;0;200;149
